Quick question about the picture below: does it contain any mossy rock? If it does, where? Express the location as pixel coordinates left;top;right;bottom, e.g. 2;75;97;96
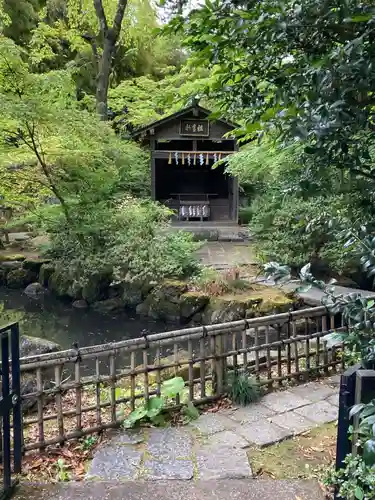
0;254;25;262
23;258;51;273
82;272;112;304
39;263;55;287
136;280;188;321
48;266;81;299
92;297;125;314
158;280;188;303
136;293;180;322
122;282;143;307
180;291;210;321
6;268;36;289
202;285;295;324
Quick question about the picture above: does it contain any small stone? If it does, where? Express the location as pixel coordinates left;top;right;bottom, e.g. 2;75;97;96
147;428;192;459
269;411;314;434
86;446;142;480
295;401;338;424
72;299;89;309
236;420;291;447
260;391;311;413
189;413;233;436
143;459;194;480
196;445;252;479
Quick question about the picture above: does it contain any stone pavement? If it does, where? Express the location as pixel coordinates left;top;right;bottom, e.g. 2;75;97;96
15;479;325;500
196;242;256;269
86;377;340;482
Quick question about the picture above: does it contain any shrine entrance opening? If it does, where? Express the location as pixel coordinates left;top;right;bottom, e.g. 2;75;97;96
133;105;239;223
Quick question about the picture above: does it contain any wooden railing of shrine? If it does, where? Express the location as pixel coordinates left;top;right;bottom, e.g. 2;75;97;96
19;305;345;451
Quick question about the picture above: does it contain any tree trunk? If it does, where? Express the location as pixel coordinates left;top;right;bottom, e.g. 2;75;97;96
96;36;115;121
93;0;128;121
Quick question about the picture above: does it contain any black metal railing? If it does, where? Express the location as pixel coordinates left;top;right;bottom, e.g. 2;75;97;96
0;323;21;500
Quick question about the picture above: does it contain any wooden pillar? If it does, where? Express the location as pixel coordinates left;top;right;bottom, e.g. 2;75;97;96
150;139;156;200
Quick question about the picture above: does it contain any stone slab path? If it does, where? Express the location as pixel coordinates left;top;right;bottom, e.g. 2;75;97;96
15;479;325;500
86;376;340;482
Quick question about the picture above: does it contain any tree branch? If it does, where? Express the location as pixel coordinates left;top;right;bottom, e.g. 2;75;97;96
112;0;128;39
93;0;108;37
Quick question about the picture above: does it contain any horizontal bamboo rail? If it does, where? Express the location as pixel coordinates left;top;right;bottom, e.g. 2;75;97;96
17;305;344;452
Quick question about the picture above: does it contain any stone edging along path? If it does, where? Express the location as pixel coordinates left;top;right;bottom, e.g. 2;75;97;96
86;376;340;481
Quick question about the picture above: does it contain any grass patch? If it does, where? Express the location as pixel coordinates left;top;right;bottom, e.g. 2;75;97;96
249;422;337;480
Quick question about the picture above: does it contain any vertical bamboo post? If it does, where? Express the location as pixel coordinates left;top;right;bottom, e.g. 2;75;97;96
254;327;260;380
95;357;101;427
36;368;45;451
276;325;282;387
109;353;116;423
75;359;82;435
54;365;64;444
241;325;248;372
155;345;162;396
286;317;292;377
265;325;272;389
215;332;225;396
323;339;329;375
143;349;149;405
174;343;180;406
199;337;206;398
188;339;194;401
130;352;136;411
293;318;299;379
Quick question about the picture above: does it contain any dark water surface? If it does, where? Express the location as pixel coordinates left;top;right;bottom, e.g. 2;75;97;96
0;288;171;352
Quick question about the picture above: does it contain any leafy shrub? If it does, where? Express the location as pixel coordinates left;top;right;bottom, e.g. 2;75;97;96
250;193;366;275
38;196;200;288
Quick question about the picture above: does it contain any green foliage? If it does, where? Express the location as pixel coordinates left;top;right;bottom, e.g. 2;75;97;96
121;376;199;428
173;0;375;183
324;454;375;500
56;458;70;482
227;371;261;407
38;196;199;286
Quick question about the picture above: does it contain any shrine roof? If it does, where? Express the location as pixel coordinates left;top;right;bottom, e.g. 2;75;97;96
132;104;239;138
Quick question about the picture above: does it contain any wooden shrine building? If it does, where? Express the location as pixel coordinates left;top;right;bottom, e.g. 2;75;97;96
133;104;239;223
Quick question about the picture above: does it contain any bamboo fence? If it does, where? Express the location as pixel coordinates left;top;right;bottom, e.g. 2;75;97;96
17;305;345;451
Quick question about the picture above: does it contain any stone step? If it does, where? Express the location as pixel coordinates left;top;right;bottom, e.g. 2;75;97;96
14;479;325;500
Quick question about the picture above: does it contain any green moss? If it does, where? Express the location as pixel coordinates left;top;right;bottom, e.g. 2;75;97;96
0;253;25;262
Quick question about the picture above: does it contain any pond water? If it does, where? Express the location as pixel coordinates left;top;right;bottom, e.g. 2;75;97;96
0;288;172;352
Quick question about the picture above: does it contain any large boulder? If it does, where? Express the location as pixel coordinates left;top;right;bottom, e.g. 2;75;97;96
81;272;112;304
122;282;144;307
201;285;295;325
23;258;51;274
180;292;210;322
20;335;60;358
6;268;36;289
24;282;46;298
136;280;188;322
48;265;81;299
20;335;61;412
